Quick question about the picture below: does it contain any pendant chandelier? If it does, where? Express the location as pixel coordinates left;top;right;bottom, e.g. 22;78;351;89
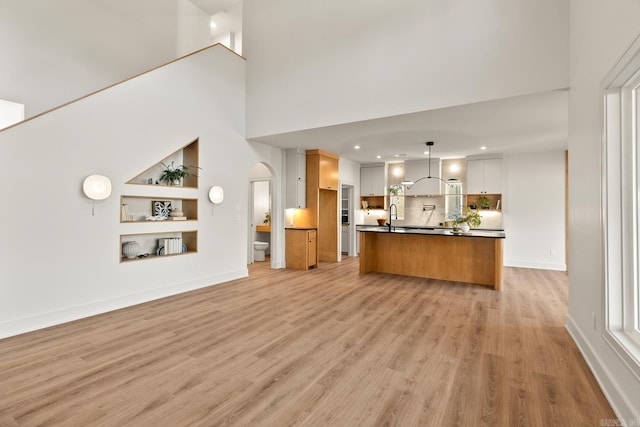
401;141;457;188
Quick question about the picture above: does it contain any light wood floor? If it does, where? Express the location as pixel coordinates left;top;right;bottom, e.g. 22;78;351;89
0;257;615;426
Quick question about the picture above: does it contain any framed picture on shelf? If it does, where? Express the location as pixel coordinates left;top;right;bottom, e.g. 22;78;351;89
152;200;172;218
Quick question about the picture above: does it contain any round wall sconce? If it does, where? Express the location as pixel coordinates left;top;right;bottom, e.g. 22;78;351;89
208;186;224;204
83;175;112;200
82;175;112;216
208;186;224;216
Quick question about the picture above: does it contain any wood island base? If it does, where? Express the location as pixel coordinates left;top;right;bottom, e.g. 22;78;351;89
359;231;504;291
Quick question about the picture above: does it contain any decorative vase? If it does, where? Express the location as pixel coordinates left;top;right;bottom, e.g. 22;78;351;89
460;223;470;233
122;241;140;259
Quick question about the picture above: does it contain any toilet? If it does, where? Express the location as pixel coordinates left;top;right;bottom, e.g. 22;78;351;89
254;241;269;261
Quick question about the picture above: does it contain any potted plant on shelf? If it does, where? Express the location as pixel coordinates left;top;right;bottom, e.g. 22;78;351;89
159;161;200;186
478;195;491;209
388;185;402;196
452;207;481;233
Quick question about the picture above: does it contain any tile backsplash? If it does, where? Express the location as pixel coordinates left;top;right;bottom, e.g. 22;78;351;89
357;195;503;229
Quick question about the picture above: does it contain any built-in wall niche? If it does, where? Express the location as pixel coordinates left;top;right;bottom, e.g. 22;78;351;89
120;230;197;263
120;196;198;222
361;196;385;210
126;138;199;188
466;193;502;211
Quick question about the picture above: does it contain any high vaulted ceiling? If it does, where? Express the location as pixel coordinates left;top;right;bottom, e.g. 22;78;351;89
187;2;568;164
189;0;242;39
250;89;568;164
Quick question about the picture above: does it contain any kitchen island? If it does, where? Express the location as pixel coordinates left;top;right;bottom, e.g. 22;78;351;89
359;227;505;290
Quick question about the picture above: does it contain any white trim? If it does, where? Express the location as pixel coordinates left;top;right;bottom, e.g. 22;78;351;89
271;260;286;269
503;260;567;271
0;269;248;339
566;315;640;424
603;329;640;381
249;175;274;266
602;33;640;376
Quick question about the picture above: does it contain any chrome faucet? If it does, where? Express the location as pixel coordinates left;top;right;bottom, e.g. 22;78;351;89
388;203;397;232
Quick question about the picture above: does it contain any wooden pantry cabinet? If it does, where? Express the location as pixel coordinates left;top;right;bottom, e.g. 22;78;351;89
306;150;339;262
285;228;318;270
307;149;339;190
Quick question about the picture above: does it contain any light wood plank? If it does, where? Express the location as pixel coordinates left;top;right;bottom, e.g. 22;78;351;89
0;259;615;426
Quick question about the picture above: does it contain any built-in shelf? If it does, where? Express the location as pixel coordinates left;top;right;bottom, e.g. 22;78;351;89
360;196;385;210
126;138;199;188
466;193;502;211
120;230;197;263
256;225;271;232
360;194;503;211
121;195;198;222
120;138;200;263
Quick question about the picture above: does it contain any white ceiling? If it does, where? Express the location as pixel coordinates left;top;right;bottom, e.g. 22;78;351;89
186;2;568;165
189;0;236;15
250;89;569;164
189;0;243;38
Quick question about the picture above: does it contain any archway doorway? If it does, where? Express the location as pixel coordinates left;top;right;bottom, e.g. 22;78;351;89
249;162;273;265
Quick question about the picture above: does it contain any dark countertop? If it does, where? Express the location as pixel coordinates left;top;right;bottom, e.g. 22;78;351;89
356;224;503;231
358;225;505;239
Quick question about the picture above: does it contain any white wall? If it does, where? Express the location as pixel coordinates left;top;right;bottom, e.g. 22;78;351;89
0;0;211;119
0;99;25;130
502;151;566;270
249;162;272;180
339;157;361;189
567;0;640;422
244;0;569;138
0;45;254;338
177;0;212;56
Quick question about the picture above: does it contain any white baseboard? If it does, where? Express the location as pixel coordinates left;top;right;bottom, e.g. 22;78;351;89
504;259;567;271
271;260;286;269
0;269;248;339
566;315;640;424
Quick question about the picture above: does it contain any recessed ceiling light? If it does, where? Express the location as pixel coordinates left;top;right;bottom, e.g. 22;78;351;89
480;146;487;150
376;155;381;159
354;145;360;150
393;154;406;158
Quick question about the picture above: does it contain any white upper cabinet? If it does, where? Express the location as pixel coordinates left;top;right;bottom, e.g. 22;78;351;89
482;158;502;193
466;160;484;194
404;159;441;195
466;158;502;194
285;148;306;208
360;165;385;196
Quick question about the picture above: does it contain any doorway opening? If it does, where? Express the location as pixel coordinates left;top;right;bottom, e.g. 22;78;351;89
341;184;355;257
249;162;273;265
